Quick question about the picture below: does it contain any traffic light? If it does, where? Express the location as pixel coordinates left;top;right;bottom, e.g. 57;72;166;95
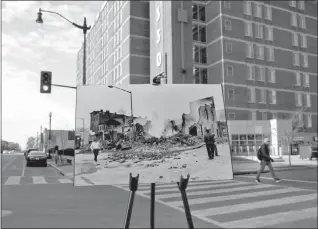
40;71;52;93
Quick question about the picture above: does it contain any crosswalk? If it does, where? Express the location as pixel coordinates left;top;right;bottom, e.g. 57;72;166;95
2;176;73;186
115;179;317;228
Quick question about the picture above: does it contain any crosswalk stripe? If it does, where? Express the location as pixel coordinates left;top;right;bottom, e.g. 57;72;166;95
141;181;249;194
58;179;73;184
154;183;271;199
192;193;317;217
132;179;236;190
169;187;303;207
3;176;21;185
221;207;318;228
32;176;47;184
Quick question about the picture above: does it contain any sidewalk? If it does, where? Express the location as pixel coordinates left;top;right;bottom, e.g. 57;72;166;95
47;157;74;179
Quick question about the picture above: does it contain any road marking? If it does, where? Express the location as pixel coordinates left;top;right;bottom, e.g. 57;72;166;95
4;176;21;185
191;193;317;217
2;156;17;170
238;175;318;184
32;176;47;184
169;187;302;207
153;183;272;199
141;181;250;194
58;179;73;184
220;207;318;228
21;160;26;177
136;179;236;191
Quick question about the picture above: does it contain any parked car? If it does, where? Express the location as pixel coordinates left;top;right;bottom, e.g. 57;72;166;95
25;149;39;159
26;151;47;167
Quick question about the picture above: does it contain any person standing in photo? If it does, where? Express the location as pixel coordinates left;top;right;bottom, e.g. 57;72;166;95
90;138;101;162
255;138;281;183
204;128;215;159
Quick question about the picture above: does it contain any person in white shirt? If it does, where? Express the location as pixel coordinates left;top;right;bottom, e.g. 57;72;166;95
90;138;101;162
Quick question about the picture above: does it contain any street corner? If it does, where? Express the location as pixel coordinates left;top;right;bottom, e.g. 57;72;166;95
74;162;99;176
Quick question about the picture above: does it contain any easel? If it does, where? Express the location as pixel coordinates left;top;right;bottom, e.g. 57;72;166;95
124;173;194;229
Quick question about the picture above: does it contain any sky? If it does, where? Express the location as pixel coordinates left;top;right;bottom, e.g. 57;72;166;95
76;85;225;137
2;1;103;149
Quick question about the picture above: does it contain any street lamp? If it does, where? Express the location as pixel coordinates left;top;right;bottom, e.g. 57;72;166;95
35;8;91;85
76;118;85;145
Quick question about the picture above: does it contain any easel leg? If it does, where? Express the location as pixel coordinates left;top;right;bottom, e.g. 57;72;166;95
150;183;155;229
124;173;139;229
177;174;194;229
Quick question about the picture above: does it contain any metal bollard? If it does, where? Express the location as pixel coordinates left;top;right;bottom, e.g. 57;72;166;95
150;183;155;229
124;173;139;229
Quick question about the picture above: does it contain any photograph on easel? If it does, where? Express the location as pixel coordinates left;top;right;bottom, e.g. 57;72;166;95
74;84;233;186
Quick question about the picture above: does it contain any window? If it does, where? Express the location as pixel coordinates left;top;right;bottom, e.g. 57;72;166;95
295;93;302;106
289;0;297;7
265;26;273;41
295;72;301;85
306;115;312;128
306;94;311;107
292;32;299;46
193;4;205;21
254;2;262;18
290;13;297;27
224;0;231;8
225;19;232;31
303;73;310;87
193;46;207;64
252;111;257;120
228;113;235;120
193;67;208;84
259;89;266;103
246;43;254;58
192;5;198;20
199;5;206;21
193;25;206;42
299;15;306;29
227;65;234;76
256;45;264;60
255;24;263;38
244;1;252;15
268;68;276;83
228;88;235;100
293;52;300;66
258;67;266;81
261;111;268;120
302;54;308;68
247;65;255;80
265;6;272;20
245;21;253;37
226;42;232;53
267;47;275;61
298;1;305;10
248;87;256;103
269;90;277;104
300;34;307;48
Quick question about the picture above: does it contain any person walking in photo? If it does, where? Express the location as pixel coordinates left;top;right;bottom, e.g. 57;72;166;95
204;128;215;159
90;138;101;162
255;138;281;183
213;133;219;156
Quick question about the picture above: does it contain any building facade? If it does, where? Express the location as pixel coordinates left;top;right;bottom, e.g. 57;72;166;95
76;1;317;137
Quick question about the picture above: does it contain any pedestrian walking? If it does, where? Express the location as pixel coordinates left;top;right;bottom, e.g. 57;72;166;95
204;128;215;159
255;138;281;183
213;133;219;156
90;138;101;162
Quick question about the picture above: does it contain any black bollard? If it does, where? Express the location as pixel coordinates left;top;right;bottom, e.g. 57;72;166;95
124;173;139;229
177;174;194;229
150;183;156;229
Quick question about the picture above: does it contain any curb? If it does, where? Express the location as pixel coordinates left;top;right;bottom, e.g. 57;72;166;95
47;162;73;179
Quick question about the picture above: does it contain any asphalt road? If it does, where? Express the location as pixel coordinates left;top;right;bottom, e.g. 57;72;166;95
2;155;317;228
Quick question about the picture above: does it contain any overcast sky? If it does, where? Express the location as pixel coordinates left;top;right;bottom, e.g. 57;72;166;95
76;85;225;136
2;1;103;149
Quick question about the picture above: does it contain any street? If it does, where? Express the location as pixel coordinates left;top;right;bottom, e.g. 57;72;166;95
2;154;317;228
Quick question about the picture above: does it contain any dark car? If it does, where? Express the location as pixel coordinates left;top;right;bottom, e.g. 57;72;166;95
25;148;39;159
26;151;47;167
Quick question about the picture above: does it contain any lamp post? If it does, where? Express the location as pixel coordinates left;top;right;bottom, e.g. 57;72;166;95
49;112;52;141
36;8;91;85
108;85;134;139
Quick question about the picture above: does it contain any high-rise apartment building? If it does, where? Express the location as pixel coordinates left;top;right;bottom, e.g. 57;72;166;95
76;1;317;135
